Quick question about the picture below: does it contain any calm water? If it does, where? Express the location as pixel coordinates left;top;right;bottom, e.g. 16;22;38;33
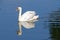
0;0;60;40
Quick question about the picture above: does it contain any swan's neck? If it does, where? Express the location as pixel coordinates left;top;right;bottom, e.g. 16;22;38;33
18;8;22;18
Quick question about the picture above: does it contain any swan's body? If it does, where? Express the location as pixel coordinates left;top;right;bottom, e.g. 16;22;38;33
19;11;36;21
17;7;39;35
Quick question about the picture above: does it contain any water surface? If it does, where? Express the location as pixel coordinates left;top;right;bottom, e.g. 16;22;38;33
0;0;60;40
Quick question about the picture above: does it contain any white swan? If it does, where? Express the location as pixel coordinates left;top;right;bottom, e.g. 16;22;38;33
16;7;39;35
17;7;39;21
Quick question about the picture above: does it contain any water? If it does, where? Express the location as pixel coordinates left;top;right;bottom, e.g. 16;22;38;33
0;0;60;40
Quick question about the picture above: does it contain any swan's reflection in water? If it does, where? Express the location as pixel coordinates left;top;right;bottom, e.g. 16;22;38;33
17;20;38;36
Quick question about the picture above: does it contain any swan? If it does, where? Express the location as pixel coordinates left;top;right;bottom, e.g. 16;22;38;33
16;7;39;35
17;7;39;21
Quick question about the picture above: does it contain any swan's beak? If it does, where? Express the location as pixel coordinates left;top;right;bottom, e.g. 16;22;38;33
16;8;19;11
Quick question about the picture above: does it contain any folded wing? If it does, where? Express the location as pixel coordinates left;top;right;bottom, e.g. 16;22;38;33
20;11;36;21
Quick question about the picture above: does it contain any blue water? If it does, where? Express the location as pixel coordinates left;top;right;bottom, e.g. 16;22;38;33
0;0;60;40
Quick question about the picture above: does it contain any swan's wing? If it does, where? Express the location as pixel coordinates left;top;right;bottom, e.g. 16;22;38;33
20;21;35;29
21;11;36;21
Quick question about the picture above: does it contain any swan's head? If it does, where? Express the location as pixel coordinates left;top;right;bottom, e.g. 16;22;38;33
16;7;22;11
